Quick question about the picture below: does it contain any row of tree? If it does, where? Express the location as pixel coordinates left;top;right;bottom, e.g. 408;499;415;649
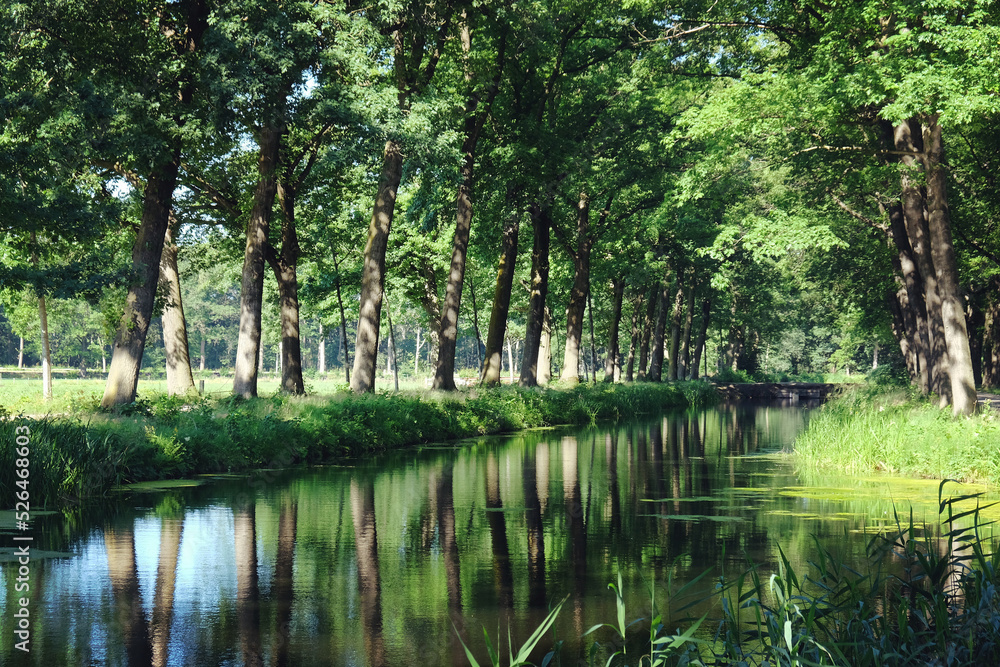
2;0;998;414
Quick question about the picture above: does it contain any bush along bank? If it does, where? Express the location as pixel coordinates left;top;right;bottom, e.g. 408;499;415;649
794;384;1000;484
0;381;718;507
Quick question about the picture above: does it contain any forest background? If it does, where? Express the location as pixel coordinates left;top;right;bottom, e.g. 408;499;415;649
2;0;999;416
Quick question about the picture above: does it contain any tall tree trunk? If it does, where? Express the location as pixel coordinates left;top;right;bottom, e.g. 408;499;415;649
604;279;625;382
233;127;281;398
199;337;206;372
690;297;711;380
32;233;53;401
481;204;519;385
887;201;931;392
332;248;351;384
17;336;23;369
967;298;984;389
160;219;196;396
266;181;304;395
318;322;326;374
386;295;399;392
680;278;695;379
668;268;687;381
637;285;657;380
102;156;180;408
983;280;1000;388
520;203;550;386
538;306;552;385
352;141;403;393
467;275;483;375
648;268;673;382
588;289;598;383
433;139;476;390
896;119;949;399
561;192;591;384
923;115;977;414
625;293;642;382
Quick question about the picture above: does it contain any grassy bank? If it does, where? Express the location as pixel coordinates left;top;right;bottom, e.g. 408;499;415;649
1;381;718;507
794;385;1000;484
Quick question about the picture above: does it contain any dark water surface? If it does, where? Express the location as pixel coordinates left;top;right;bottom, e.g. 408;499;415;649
0;402;975;666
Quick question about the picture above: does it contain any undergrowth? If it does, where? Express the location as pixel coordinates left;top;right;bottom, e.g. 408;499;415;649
794;385;1000;484
0;381;717;506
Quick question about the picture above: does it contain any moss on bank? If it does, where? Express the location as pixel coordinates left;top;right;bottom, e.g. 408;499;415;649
794;385;1000;484
1;381;718;507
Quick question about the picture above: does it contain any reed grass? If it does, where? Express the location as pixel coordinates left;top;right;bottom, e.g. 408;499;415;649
467;482;1000;666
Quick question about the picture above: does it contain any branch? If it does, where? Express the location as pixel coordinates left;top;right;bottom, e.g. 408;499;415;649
828;191;885;232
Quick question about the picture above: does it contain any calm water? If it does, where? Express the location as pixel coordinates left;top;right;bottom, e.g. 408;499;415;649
0;402;979;666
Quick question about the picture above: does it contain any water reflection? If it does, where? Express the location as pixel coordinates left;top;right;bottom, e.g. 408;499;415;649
8;401;966;667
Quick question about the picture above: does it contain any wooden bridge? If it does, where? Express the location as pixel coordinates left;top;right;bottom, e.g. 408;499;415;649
713;382;840;402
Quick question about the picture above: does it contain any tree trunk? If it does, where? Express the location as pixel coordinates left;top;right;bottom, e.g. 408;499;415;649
923;115;977;414
690;297;711;380
387;302;399;392
17;336;23;369
520;203;551;386
983;280;1000;388
199;337;206;372
625;294;642;382
414;326;422;377
352;141;403;393
538;306;552;385
332;248;351;385
604;279;625;382
481;204;519;385
967;298;984;389
433;143;476;390
38;292;52;401
467;275;483;375
648;268;673;382
637;286;657;380
561;192;591;384
896;119;949;399
159;220;196;396
680;278;695;379
266;181;304;395
587;289;598;383
887;201;931;392
507;337;515;384
102;156;180;408
318;323;326;374
668;268;687;381
233;126;281;398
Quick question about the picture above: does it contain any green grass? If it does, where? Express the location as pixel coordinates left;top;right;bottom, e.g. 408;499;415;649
0;379;719;507
793;385;1000;485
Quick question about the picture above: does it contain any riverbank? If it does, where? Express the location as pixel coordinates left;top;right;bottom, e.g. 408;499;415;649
794;384;1000;485
1;381;718;507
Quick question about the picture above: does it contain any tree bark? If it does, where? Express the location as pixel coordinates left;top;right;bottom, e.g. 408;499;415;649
983;279;1000;388
561;192;591;384
648;268;673;382
668;267;687;381
102;156;180;408
923;115;977;414
467;275;483;374
481;205;519;385
266;180;304;395
690;297;711;380
520;203;551;387
386;301;399;392
604;278;625;382
625;293;642;382
887;201;931;392
318;323;326;374
637;285;657;380
17;336;23;369
233;126;281;398
331;248;350;384
680;278;695;379
896;119;949;399
352;141;403;393
159;219;196;396
538;305;552;385
967;297;984;389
